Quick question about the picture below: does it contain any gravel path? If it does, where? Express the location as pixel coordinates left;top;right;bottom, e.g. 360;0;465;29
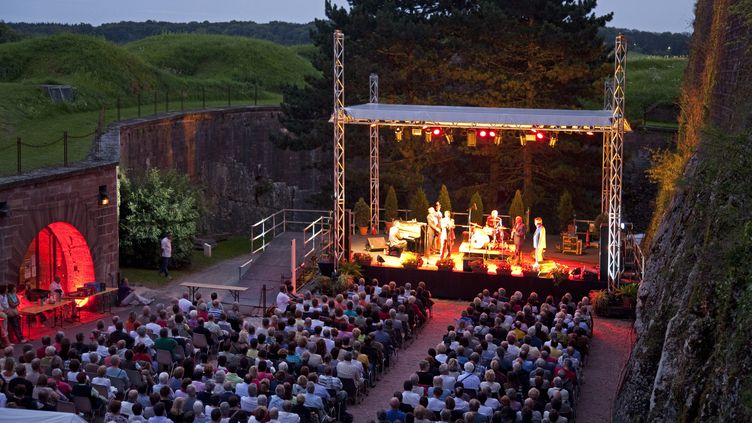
347;299;467;422
577;317;635;422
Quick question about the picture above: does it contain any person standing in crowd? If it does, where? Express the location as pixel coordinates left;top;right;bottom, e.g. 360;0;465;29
159;232;172;279
533;217;546;269
512;216;526;265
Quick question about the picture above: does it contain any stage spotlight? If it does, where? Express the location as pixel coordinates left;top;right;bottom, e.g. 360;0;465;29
467;130;477;147
98;185;110;207
411;128;423;136
445;133;454;144
394;127;403;142
479;129;488;138
549;134;558;147
431;127;443;136
586;131;594;136
536;132;545;140
488;130;497;138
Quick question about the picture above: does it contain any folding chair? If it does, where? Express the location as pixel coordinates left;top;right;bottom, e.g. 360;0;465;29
126;368;145;389
339;377;363;405
73;395;94;420
192;333;209;355
56;400;76;413
156;349;174;373
109;376;128;393
92;383;109;399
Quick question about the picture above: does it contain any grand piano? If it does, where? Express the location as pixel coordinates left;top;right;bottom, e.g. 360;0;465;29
395;220;427;254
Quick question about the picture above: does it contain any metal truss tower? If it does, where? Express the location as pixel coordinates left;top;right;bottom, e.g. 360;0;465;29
608;34;627;291
602;79;614;214
332;30;346;269
369;74;380;233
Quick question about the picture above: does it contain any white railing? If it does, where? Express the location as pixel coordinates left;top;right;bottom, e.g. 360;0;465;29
302;214;332;262
623;227;645;283
250;209;330;254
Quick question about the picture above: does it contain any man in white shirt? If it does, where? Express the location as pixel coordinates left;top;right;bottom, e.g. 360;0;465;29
178;292;193;314
276;286;291;314
457;362;481;391
335;352;363;386
159;232;172;278
276;401;301;423
401;380;421;408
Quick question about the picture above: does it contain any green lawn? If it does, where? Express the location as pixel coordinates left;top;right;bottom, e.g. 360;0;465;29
121;235;253;289
626;54;687;121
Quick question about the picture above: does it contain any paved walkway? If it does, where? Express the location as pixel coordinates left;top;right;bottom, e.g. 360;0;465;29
577;317;635;422
347;299;467;421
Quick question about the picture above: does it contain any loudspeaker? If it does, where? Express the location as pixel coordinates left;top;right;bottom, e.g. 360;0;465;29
367;237;387;251
599;224;608;282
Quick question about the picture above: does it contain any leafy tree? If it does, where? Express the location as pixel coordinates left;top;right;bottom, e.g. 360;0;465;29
469;191;485;226
0;22;20;44
508;189;525;222
278;0;612;220
437;184;453;213
384;185;399;222
557;190;575;231
119;169;202;268
409;187;430;222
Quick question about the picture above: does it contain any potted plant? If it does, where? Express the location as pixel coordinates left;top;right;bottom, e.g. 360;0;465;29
384;186;399;232
436;257;455;271
469;259;488;274
352;252;372;267
353;197;370;236
495;259;512;276
617;283;639;309
400;252;423;269
521;262;538;278
589;289;610;316
550;263;570;286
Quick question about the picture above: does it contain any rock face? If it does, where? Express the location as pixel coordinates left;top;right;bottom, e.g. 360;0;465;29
614;1;752;421
114;107;327;234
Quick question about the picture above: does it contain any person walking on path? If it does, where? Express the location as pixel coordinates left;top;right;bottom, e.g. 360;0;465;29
159;232;172;279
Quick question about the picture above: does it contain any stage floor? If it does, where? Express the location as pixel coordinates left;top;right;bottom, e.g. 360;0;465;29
350;232;600;274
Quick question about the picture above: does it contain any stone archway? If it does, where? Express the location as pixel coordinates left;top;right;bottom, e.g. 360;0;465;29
19;221;96;294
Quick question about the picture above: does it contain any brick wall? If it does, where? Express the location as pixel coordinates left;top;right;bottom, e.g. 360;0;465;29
0;165;119;286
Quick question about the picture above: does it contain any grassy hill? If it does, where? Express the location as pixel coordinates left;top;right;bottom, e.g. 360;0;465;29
125;34;316;89
0;33;318;175
625;53;687;122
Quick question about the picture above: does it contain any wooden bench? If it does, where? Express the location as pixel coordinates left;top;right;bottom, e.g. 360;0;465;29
180;282;248;303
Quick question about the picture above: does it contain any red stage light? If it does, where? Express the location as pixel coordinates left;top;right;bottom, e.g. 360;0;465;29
488;130;497;138
432;128;442;136
479;130;488;138
536;132;545;140
586;131;594;136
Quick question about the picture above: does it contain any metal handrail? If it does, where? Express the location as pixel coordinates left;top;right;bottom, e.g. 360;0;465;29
623;228;645;283
250;208;330;254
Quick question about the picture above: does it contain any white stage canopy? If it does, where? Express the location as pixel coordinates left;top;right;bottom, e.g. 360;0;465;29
340;103;620;131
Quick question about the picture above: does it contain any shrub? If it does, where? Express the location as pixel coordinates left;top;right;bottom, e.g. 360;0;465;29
353;197;370;228
508;189;525;223
409;187;430;222
468;191;485;225
437;184;452;212
384;185;399;222
119;168;202;268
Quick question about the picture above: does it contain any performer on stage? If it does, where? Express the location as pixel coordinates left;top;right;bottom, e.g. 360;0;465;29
533;217;546;269
426;207;440;255
512;216;526;265
388;219;408;252
440;210;455;259
486;210;503;245
434;202;443;253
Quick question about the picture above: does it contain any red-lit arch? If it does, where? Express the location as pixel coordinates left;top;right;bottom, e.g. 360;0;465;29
19;222;95;294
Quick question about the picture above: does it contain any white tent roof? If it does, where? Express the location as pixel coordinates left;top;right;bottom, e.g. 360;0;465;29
339;103;620;131
0;408;87;423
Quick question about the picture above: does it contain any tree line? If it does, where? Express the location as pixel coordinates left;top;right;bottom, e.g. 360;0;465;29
4;20;314;45
2;20;691;55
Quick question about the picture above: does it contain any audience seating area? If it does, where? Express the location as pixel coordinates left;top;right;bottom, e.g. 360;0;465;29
375;288;593;423
0;278;434;423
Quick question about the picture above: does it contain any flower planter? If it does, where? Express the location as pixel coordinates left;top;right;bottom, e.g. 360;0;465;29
471;267;488;274
497;269;512;276
358;226;368;236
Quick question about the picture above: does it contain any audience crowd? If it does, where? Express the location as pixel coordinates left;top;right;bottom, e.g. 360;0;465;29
375;288;593;423
0;278;433;423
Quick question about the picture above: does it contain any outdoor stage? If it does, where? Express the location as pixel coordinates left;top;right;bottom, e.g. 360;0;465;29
350;233;604;301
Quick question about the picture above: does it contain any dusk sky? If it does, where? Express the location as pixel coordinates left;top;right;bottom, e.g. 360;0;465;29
2;0;696;33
